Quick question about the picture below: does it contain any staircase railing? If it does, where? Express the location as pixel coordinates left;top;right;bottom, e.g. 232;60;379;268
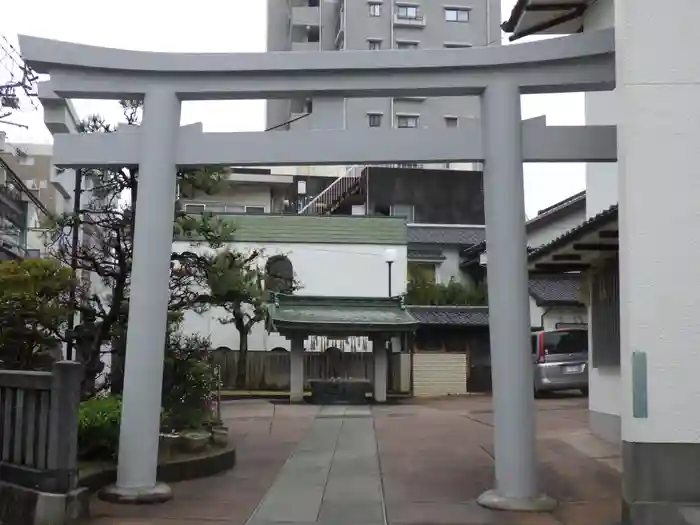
298;165;364;215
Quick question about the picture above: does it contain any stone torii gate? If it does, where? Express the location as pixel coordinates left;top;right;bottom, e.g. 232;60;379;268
19;29;615;509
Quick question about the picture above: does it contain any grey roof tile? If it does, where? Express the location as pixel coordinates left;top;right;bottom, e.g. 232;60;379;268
528;275;584;306
528;205;618;263
407;225;486;245
408;306;490;326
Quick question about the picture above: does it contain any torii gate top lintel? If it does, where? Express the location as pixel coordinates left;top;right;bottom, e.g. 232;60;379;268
19;28;614;100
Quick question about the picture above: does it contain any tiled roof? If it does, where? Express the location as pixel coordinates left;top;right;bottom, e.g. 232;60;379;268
528;205;618;264
408;306;490;327
528;275;583;307
175;214;407;245
268;295;418;335
407;225;486;246
527;191;586;232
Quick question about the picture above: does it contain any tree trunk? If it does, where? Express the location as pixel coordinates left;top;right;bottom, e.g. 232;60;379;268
236;330;248;389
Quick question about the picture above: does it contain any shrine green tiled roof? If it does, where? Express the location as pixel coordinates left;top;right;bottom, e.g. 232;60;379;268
175;214;407;245
268;295;418;336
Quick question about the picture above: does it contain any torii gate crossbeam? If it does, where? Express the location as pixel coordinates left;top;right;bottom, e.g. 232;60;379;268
19;29;616;511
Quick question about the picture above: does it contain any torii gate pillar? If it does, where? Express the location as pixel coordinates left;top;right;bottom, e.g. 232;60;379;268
477;79;556;512
100;90;181;503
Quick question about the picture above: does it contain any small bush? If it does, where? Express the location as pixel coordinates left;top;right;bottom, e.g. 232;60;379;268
161;332;219;433
78;395;122;461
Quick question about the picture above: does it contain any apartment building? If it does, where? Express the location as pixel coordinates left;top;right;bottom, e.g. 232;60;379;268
266;0;501;177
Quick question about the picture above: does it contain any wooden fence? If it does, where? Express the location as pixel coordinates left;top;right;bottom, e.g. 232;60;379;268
0;361;82;494
213;350;409;393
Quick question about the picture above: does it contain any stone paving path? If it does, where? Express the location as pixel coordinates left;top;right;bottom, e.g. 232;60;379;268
87;396;621;525
247;405;384;525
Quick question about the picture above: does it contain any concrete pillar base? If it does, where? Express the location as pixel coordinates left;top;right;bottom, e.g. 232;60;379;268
621;441;700;525
98;482;172;505
477;489;557;512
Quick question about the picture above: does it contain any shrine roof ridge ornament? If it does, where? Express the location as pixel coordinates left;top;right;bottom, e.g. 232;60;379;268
18;29;615;99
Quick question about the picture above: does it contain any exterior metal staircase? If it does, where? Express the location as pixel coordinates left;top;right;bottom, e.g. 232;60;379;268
298;165;366;215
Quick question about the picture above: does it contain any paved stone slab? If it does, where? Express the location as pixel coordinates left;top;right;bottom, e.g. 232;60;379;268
317;500;385;525
248;418;342;523
88;397;622;525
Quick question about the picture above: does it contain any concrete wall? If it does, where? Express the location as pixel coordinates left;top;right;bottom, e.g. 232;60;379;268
366;167;485;224
175;240;407;351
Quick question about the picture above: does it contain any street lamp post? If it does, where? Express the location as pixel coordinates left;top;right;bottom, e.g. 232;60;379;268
384;248;397;297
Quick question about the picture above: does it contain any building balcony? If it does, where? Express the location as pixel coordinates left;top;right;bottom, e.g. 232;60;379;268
292;6;320;28
292;41;320;52
394;14;426;28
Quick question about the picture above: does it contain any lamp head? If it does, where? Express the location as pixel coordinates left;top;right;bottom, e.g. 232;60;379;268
384;248;397;263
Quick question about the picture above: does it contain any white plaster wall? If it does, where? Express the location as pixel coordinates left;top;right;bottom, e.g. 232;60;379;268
184;185;273;212
590;365;621;416
583;0;621;425
584;0;618;219
436;246;472;286
527;208;586;248
175;241;407;351
528;300;587;331
541;307;588;332
617;0;700;443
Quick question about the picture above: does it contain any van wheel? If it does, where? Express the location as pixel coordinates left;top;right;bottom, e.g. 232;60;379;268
534;388;544;399
580;388;589;396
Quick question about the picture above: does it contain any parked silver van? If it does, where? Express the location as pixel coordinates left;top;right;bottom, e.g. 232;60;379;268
531;328;588;397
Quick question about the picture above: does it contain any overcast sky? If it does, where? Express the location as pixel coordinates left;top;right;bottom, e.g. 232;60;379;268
0;0;585;218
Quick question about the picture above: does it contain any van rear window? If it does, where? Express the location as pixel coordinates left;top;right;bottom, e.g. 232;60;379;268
543;330;588;355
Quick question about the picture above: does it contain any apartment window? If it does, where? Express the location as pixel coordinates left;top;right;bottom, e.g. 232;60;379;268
368;113;383;127
445;116;459;128
444;42;472;49
369;3;382;16
245;206;265;214
408;261;437;284
396;4;420;19
396;41;419;50
368;39;382;50
396;115;419;128
390;204;415;222
445;7;470;22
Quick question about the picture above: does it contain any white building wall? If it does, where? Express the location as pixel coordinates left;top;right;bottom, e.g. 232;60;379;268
541;307;588;332
617;0;700;444
175;241;407;352
583;0;621;434
584;0;618;219
527;208;587;248
528;298;586;331
183;185;274;212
